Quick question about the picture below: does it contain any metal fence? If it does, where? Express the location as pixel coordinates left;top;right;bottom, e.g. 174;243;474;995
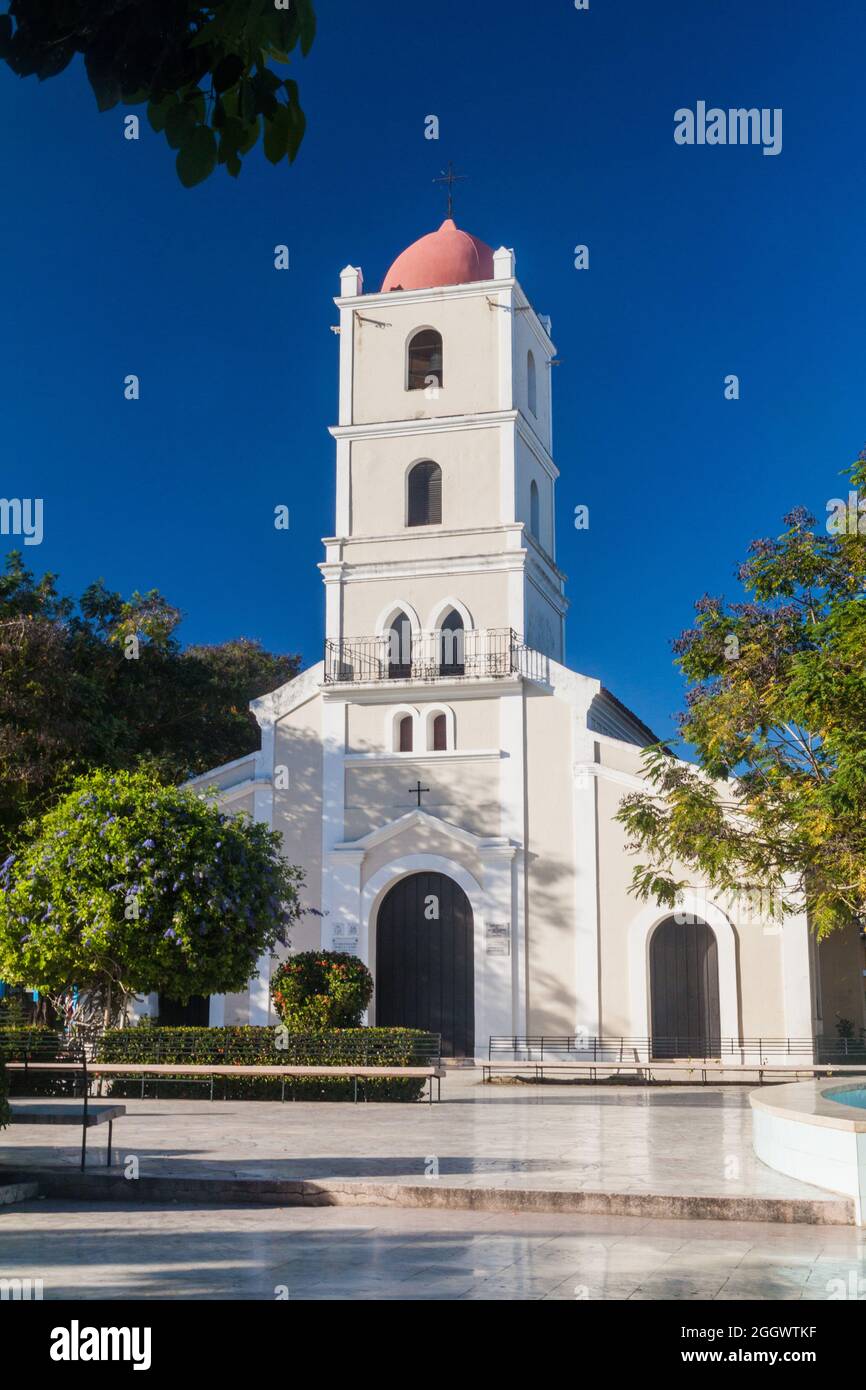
488;1035;866;1064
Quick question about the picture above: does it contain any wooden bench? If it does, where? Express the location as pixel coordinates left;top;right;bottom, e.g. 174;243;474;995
481;1059;866;1085
6;1061;444;1104
9;1100;125;1171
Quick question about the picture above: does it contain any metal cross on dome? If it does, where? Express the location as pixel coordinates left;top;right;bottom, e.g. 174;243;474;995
434;162;467;219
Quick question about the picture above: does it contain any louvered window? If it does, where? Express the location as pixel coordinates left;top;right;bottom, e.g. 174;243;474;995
407;461;442;527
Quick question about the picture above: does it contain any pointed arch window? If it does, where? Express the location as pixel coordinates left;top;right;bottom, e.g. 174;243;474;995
388;612;413;679
438;609;465;677
527;350;537;417
407;461;442;527
407;329;443;391
529;480;540;540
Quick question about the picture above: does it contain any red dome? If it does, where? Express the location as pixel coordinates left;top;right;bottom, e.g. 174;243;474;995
382;219;495;292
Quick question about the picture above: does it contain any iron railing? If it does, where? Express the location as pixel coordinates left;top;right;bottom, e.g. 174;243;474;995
324;628;549;685
488;1035;866;1064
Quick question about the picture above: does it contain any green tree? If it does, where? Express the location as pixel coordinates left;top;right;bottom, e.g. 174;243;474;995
0;0;316;186
617;451;866;938
0;767;303;1025
0;552;300;855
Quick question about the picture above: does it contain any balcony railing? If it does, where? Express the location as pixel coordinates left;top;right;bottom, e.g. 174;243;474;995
324;628;547;685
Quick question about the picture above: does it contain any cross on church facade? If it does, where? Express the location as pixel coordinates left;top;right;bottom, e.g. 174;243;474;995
409;781;430;807
434;162;467;219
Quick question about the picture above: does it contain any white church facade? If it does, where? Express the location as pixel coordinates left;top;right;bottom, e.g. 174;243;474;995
185;217;864;1057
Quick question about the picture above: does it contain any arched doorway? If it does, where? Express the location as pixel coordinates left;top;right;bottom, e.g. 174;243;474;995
650;917;721;1057
375;871;474;1057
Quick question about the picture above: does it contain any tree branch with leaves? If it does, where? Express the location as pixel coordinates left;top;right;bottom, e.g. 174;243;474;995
0;0;316;186
617;451;866;938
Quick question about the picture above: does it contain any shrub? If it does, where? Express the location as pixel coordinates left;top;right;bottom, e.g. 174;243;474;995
0;1049;9;1129
95;1024;435;1102
270;951;373;1031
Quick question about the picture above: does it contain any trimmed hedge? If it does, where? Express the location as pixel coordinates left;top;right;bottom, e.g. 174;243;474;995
95;1026;437;1102
0;1027;72;1097
0;1049;9;1129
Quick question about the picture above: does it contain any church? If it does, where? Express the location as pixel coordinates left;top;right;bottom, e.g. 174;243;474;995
185;216;864;1058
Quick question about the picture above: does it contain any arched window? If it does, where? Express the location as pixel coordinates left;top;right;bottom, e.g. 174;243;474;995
438;609;465;677
529;480;540;540
407;329;443;391
527;350;537;416
407;461;442;527
388;612;412;679
398;715;414;752
425;706;455;751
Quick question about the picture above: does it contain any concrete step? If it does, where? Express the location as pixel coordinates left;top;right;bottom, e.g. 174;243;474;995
0;1182;39;1208
16;1168;855;1226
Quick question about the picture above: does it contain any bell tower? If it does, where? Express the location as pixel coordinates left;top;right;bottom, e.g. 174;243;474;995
320;216;568;679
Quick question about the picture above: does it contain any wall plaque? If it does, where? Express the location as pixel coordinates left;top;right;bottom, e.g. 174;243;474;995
485;922;510;956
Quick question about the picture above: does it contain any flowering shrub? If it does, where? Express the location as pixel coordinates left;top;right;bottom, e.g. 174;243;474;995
270;951;373;1031
0;767;304;1022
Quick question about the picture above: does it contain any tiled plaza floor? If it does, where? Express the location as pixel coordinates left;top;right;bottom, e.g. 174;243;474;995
1;1200;864;1300
0;1075;844;1204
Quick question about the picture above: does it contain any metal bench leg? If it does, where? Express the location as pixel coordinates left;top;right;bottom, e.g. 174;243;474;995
353;1075;358;1103
107;1120;113;1168
80;1076;89;1172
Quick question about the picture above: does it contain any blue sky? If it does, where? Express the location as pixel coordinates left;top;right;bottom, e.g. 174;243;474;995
1;0;864;743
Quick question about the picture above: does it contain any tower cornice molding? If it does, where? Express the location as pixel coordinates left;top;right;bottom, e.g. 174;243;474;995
335;277;510;311
318;549;568;604
329;408;517;441
329;410;560;481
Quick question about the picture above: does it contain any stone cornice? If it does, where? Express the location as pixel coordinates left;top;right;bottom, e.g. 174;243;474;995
332;807;514;856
